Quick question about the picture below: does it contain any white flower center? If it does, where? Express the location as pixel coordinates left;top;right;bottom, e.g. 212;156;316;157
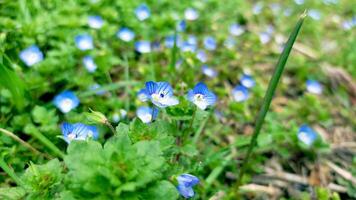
59;98;73;113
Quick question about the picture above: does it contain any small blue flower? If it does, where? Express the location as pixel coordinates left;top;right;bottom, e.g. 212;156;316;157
165;35;182;49
184;8;199;21
53;90;80;113
61;122;98;143
294;0;304;5
89;83;105;95
269;3;281;14
82;56;97;73
308;9;321;21
181;42;196;53
117;27;135;42
143;81;179;108
19;45;44;66
135;4;150;21
187;82;217;110
176;174;199;198
342;17;356;30
136;106;159;123
175;59;183;70
297;125;318;146
284;8;292;17
88;15;104;29
201;65;217;78
75;34;94;50
224;36;236;49
203;36;216;51
252;2;263;15
196;50;207;63
306;80;323;94
259;32;272;44
229;24;245;36
187;35;197;46
232;85;249;102
176;20;186;32
137;89;149;102
111;109;127;123
240;74;255;88
135;41;151;53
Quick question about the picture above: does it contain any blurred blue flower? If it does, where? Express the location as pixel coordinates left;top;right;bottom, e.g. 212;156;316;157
202;65;217;78
89;83;105;95
229;23;245;36
137;88;149;102
203;36;217;51
177;20;186;32
143;81;179;108
135;41;151;53
175;59;183;70
224;36;236;49
252;2;263;15
19;45;44;67
184;8;199;21
82;56;97;73
342;17;356;30
284;8;292;16
111;109;127;123
187;35;197;46
308;9;321;21
176;174;199;198
240;74;255;88
165;35;182;49
135;4;150;21
187;82;217;110
306;80;323;94
294;0;304;5
181;42;196;52
61;122;98;144
116;27;135;42
53;90;80;113
136;106;159;123
297;125;318;146
196;50;207;63
323;0;338;5
232;85;249;102
88;15;104;29
259;32;272;44
75;34;94;50
269;3;281;14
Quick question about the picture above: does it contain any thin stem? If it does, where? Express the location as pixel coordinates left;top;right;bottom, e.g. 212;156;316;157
169;29;178;73
105;120;116;135
188;106;197;132
0;157;23;186
123;54;130;112
0;128;47;158
235;12;306;190
193;109;213;144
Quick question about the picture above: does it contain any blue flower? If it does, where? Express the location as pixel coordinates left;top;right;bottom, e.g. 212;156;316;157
297;125;318;146
342;16;356;30
135;4;150;21
61;122;98;144
240;74;255;88
308;9;321;21
165;35;182;49
111;109;127;123
176;20;186;32
143;81;179;108
176;174;199;199
19;45;44;66
136;106;159;123
187;82;216;110
53;90;80;113
201;65;217;78
75;34;94;50
137;89;149;102
88;15;104;29
203;36;216;51
82;56;97;73
306;80;323;94
184;8;199;21
252;2;263;15
229;23;245;36
224;36;236;49
89;83;105;95
196;50;207;63
294;0;304;5
116;27;135;42
232;85;249;102
259;32;272;44
135;41;151;53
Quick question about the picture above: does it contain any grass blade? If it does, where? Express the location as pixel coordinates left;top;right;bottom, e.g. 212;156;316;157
235;12;307;189
0;157;24;186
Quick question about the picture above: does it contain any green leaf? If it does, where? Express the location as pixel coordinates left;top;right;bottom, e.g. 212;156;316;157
0;187;26;200
141;180;179;200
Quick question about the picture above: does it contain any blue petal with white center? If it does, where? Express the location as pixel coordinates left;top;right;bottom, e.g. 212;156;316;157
61;122;98;144
229;23;245;36
19;45;44;67
82;56;97;73
177;185;194;199
53;90;80;113
203;36;216;51
232;85;249;102
184;8;199;21
196;50;207;63
201;65;218;78
297;125;318;146
136;106;159;124
224;36;236;49
187;82;217;110
88;15;104;29
117;27;135;42
135;41;151;53
75;34;94;51
144;81;179;108
240;74;255;88
135;4;150;21
306;80;323;94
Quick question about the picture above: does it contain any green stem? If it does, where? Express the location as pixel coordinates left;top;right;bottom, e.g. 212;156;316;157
105;120;117;135
169;29;178;74
149;53;156;81
123;55;130;112
79;81;139;98
0;157;23;186
235;12;306;189
193;109;213;144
